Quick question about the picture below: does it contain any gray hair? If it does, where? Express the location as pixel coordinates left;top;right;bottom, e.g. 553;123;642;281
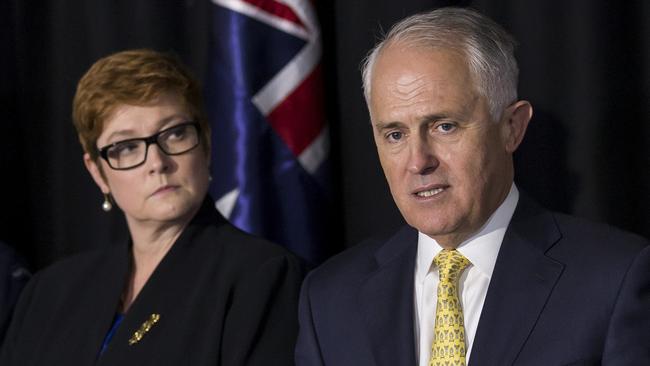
361;7;519;120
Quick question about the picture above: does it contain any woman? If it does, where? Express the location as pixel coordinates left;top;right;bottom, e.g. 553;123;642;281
0;49;303;365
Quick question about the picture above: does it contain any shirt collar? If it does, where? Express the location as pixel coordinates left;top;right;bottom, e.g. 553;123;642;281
415;184;519;282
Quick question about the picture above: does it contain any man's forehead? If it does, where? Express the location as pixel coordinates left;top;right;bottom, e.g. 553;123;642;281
387;74;449;99
372;47;470;88
373;62;472;101
375;42;467;69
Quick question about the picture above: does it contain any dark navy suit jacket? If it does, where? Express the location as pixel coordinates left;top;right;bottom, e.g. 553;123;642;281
0;241;29;345
296;195;650;365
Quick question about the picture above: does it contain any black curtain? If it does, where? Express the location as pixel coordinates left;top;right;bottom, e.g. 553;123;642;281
2;0;648;271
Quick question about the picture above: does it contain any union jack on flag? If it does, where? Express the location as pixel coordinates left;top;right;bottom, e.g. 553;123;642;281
206;0;332;265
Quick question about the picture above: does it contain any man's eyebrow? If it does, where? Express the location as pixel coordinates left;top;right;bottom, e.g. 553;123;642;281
373;121;404;130
419;113;450;123
374;113;450;130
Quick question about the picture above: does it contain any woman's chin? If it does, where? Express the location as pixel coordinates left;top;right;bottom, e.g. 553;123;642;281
126;199;200;227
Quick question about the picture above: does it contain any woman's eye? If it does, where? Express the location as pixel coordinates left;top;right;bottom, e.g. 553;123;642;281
164;126;187;141
109;142;141;158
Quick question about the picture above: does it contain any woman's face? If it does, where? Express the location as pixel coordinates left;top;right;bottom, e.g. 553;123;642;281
84;93;210;230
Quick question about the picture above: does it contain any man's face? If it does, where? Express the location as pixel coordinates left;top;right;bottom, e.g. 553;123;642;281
369;45;522;248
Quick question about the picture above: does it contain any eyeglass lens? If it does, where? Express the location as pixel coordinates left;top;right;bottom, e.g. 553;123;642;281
104;123;199;170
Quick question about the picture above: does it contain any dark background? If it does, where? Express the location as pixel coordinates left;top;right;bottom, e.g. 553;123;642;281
2;0;648;271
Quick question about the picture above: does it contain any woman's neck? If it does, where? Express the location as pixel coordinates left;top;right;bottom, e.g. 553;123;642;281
121;220;188;312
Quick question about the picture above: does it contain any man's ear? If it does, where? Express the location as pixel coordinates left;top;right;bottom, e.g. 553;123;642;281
83;153;110;194
502;100;533;153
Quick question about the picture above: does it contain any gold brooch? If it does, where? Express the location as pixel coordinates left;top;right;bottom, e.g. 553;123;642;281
128;313;160;345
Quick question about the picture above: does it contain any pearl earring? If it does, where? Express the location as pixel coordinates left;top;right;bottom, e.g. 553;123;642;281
102;193;112;212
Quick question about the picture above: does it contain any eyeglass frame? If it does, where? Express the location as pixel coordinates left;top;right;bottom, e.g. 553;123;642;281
97;121;202;171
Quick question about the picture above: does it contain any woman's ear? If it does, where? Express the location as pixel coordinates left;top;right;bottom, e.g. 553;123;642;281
84;153;110;194
502;100;533;153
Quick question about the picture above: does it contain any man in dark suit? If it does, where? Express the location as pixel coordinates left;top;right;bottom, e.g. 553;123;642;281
295;7;649;366
0;241;29;344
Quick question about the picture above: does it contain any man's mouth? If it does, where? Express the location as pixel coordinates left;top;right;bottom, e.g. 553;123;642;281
413;185;448;198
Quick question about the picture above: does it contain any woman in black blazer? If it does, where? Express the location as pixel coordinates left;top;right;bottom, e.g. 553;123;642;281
0;49;302;365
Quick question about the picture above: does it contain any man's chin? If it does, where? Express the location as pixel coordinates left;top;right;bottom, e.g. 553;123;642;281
410;220;457;237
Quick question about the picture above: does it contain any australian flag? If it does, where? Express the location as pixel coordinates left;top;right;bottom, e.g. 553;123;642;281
206;0;332;265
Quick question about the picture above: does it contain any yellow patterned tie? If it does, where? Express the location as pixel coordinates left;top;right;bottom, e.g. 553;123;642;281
429;249;470;366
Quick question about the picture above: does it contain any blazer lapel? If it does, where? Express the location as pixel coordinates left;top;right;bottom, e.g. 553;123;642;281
96;198;228;365
66;243;130;365
96;231;192;364
470;195;564;365
358;226;418;366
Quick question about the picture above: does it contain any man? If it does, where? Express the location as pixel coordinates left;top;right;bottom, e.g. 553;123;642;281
296;7;649;366
0;241;29;344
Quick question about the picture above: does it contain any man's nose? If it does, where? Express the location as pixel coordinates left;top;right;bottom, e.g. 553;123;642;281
406;136;438;175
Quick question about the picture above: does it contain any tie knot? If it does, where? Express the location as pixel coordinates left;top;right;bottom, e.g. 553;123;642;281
433;249;470;281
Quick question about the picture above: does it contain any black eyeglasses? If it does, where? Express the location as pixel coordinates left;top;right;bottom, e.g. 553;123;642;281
98;122;201;170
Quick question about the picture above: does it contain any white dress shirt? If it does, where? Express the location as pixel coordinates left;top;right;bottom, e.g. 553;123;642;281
414;184;519;365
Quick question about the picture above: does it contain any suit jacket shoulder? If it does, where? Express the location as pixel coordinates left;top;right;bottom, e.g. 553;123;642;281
549;210;647;257
0;242;30;345
470;194;649;365
297;226;418;366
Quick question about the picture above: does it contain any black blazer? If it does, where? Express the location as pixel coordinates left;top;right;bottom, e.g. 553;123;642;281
1;198;303;365
296;194;650;365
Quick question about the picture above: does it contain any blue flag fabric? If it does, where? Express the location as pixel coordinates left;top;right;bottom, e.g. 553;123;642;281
206;0;331;265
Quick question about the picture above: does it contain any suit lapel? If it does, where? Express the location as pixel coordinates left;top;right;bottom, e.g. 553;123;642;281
62;243;130;365
470;195;564;365
358;226;418;366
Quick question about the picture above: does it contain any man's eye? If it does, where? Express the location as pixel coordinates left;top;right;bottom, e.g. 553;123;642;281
435;123;456;133
386;131;403;142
